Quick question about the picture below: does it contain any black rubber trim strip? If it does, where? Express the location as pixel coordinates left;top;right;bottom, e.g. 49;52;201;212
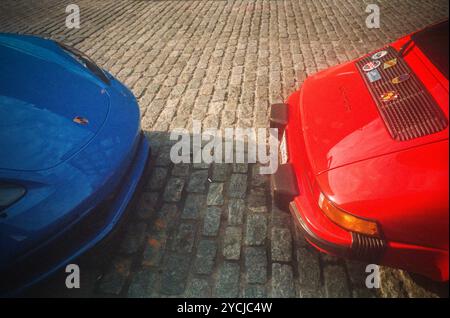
289;201;349;256
290;202;387;263
58;42;111;85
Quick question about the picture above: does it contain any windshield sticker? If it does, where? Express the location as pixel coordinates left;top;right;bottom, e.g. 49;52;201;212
383;58;398;69
392;73;411;84
362;60;381;72
371;50;388;60
366;69;382;82
380;91;399;102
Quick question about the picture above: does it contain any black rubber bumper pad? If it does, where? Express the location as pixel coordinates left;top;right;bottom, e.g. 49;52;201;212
269;103;288;130
271;163;299;211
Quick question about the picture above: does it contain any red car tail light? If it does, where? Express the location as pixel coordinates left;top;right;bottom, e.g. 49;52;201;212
318;193;380;237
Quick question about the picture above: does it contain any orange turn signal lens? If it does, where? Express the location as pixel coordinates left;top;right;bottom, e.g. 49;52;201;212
318;193;380;237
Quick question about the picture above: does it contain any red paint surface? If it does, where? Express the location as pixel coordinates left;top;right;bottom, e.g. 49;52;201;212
284;27;449;281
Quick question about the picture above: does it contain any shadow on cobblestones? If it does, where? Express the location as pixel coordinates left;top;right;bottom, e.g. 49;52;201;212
21;132;449;298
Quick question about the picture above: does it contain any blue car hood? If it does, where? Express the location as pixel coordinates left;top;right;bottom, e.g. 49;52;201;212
0;34;110;171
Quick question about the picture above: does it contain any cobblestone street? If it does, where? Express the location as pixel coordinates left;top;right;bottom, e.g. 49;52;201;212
1;0;448;297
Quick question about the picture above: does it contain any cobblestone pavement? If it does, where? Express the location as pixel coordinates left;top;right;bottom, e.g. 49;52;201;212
1;0;449;298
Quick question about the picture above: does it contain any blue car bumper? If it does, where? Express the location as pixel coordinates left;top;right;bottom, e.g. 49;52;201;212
1;132;150;297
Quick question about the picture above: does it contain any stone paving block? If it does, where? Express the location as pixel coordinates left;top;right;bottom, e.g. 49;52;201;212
378;268;409;298
136;192;159;220
169;223;197;254
207;183;224;206
271;227;292;262
194;239;218;275
154;203;179;233
228;174;247;198
119;222;147;255
172;163;190;177
323;264;351;298
203;206;222;236
147;167;168;191
296;247;322;295
193;162;210;170
346;260;372;290
127;269;158;298
227;199;245;225
142;231;166;268
163;177;185;202
212;163;229;181
233;163;248;173
187;170;209;193
182;193;206;220
223;227;242;260
246;190;269;213
184;278;211;298
214;262;240;298
161;254;191;296
271;263;296;298
244;247;267;284
245;213;268;246
395;270;444;298
154;147;172;167
242;285;267;298
270;206;292;228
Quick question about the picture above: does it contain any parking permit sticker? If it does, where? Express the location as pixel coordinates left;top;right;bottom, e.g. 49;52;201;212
362;60;381;72
392;73;410;84
372;50;388;60
380;91;399;102
366;69;382;83
383;58;397;69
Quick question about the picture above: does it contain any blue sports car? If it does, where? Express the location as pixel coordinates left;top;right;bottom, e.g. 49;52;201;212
0;34;151;295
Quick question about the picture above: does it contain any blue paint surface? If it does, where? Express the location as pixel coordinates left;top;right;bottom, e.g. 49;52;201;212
0;34;150;295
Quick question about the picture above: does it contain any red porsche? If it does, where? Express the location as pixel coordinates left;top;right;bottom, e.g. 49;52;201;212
270;20;449;281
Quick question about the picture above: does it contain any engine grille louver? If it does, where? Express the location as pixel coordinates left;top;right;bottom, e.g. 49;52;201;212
357;46;448;141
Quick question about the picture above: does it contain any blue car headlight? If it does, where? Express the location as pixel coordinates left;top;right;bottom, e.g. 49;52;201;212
57;42;110;85
0;182;26;211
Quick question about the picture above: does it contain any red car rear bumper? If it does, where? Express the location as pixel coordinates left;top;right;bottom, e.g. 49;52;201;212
270;96;449;282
